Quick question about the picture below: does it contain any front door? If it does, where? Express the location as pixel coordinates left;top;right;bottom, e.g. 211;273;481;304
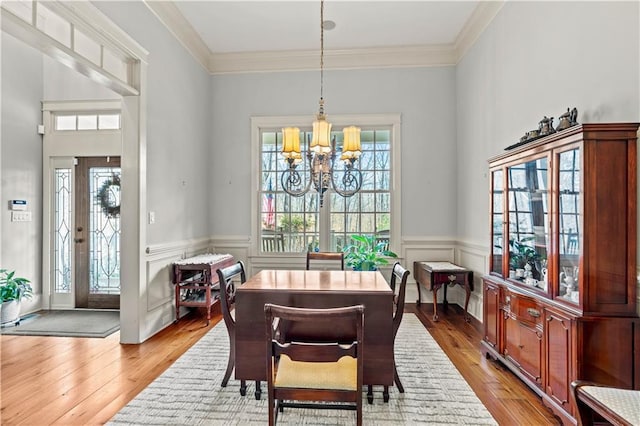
74;157;121;309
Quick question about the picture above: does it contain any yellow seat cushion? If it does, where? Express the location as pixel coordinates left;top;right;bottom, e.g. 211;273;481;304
274;355;357;391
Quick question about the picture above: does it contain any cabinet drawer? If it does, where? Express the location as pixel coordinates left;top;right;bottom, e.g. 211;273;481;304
506;292;542;325
433;272;467;284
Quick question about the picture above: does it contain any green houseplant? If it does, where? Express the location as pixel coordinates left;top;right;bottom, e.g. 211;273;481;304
0;269;33;325
508;238;541;270
342;234;398;271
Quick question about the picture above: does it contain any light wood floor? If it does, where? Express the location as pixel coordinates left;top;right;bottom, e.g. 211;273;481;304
0;303;561;425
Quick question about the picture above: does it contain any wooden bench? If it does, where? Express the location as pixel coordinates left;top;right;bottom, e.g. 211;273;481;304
571;380;640;426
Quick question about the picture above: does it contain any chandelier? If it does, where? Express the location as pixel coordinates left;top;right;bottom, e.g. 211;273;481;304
280;0;362;207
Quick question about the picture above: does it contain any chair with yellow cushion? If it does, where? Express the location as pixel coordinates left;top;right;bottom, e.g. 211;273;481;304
264;303;365;426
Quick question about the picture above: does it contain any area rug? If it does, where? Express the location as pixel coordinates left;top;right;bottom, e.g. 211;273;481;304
0;309;119;338
108;314;496;425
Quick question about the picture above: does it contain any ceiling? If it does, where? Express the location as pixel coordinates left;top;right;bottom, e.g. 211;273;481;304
143;1;502;73
173;1;481;54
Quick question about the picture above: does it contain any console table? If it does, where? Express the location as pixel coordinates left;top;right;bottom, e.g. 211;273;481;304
413;261;473;322
172;253;235;325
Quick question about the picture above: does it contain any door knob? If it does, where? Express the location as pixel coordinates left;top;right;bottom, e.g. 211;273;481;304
74;238;84;243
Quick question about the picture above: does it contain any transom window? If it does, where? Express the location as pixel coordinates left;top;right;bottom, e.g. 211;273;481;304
55;113;121;131
254;115;400;255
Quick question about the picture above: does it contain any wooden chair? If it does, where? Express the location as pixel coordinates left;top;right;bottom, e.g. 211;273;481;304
306;251;345;270
262;229;285;252
571;380;640;426
264;303;365;426
216;261;261;399
367;262;409;403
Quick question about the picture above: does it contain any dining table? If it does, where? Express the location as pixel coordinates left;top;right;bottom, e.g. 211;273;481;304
235;269;395;401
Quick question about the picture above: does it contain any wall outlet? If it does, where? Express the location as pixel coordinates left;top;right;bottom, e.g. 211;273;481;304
11;211;32;222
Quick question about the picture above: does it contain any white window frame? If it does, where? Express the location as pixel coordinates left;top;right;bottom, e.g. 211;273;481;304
250;113;402;258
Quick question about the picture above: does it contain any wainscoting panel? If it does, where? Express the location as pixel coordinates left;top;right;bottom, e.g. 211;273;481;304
143;237;214;338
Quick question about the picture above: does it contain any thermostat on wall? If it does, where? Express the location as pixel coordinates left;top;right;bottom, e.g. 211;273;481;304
10;200;27;211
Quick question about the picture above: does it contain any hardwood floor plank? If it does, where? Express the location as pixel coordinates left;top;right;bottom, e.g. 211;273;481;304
1;305;561;425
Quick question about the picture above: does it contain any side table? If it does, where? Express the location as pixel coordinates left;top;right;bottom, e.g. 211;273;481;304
172;253;235;325
413;261;473;322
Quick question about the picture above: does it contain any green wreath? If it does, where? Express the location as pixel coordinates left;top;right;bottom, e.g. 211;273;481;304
97;174;121;218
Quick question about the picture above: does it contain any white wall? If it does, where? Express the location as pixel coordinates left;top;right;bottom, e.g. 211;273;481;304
94;1;213;246
456;1;640;314
456;1;639;247
0;33;43;314
43;57;119;101
210;66;458;238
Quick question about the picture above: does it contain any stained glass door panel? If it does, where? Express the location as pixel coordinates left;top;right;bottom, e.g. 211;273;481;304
75;157;121;309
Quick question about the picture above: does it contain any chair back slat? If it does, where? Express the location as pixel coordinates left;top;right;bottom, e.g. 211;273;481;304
273;341;358;362
306;252;345;270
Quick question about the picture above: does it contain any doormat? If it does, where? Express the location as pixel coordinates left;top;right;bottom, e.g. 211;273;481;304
0;309;120;338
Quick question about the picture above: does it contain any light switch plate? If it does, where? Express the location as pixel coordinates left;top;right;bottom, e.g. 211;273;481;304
11;211;32;222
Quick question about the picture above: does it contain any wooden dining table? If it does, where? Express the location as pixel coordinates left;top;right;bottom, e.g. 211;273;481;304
235;269;394;400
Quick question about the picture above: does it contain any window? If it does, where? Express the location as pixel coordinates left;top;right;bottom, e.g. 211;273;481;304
54;113;121;131
253;115;401;255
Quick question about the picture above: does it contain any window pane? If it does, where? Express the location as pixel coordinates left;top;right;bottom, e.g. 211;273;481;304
54;168;72;293
78;115;98;130
102;47;127;82
74;28;101;65
37;4;71;48
3;1;33;24
98;114;121;130
361;193;375;212
56;115;76;131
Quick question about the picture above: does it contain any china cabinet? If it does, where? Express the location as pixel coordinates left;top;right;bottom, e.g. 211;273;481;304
482;123;640;425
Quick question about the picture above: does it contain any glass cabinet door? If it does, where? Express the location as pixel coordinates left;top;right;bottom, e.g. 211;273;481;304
557;148;581;304
507;157;549;291
491;170;504;276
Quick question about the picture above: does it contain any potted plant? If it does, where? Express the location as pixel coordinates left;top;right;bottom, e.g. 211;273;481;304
0;269;33;325
342;234;398;271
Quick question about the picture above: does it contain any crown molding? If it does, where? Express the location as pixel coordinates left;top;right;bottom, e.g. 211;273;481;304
147;1;503;75
454;0;505;63
143;0;210;72
210;44;457;74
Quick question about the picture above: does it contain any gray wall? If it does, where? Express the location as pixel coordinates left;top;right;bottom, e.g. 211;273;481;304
94;1;213;245
210;66;458;238
0;33;43;313
456;1;640;248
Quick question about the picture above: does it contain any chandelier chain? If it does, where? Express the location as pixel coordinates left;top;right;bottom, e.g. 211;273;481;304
320;0;324;108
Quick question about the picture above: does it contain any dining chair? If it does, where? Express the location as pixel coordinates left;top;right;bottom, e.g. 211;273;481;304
571;380;640;426
216;261;261;399
306;251;345;270
264;303;365;426
367;261;409;403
